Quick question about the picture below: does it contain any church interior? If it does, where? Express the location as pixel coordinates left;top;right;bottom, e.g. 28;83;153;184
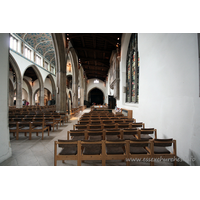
1;32;200;167
1;3;200;198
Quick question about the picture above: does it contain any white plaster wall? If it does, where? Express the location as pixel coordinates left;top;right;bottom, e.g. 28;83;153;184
22;88;28;101
22;80;29;94
87;78;107;104
117;33;200;165
0;33;12;162
44;78;53;93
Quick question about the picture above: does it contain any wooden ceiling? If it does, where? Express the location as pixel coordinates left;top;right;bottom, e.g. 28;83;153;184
66;33;122;81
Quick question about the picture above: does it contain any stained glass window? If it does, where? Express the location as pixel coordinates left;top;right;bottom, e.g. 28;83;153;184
126;34;139;103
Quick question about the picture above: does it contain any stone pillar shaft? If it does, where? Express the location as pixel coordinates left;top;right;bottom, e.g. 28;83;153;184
72;82;78;108
56;70;66;113
16;78;22;108
40;86;44;106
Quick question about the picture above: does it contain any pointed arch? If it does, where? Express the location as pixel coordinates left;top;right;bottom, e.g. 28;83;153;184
87;87;105;105
68;47;79;108
23;64;44;106
23;77;32;105
44;73;56;101
9;53;22;108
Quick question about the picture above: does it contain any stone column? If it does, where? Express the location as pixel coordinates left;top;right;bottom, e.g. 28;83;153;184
72;82;78;108
84;78;87;101
52;33;67;113
56;69;66;112
16;77;22;108
29;90;32;105
40;86;44;106
0;33;12;162
80;87;84;106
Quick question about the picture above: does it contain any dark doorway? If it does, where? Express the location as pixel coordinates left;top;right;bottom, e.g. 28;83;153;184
108;95;116;109
89;88;104;105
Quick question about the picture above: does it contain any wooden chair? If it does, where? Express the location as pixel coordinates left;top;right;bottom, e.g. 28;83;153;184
52;114;63;126
124;118;136;123
103;123;117;129
79;120;90;125
126;139;152;166
31;121;49;140
79;140;104;165
44;117;59;132
119;116;128;119
105;140;128;165
9;122;19;138
138;128;157;139
122;128;139;140
113;119;124;124
33;117;45;122
90;117;100;120
73;124;88;130
10;118;23;122
117;122;132;129
22;117;34;122
54;140;80;166
150;138;177;166
87;129;104;140
88;124;103;130
90;120;102;125
17;122;32;140
105;129;122;140
59;113;68;123
102;120;113;124
67;130;86;140
132;122;145;128
100;117;110;120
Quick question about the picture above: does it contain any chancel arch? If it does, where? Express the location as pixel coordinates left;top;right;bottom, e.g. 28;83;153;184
88;87;105;105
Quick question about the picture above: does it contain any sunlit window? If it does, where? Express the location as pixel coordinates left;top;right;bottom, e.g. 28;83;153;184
24;46;31;60
51;66;54;73
10;36;18;52
44;61;48;70
36;54;41;66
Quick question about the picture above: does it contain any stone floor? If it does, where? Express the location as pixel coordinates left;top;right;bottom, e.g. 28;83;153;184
0;108;188;166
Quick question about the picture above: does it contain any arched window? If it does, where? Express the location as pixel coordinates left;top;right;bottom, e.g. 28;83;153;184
126;33;139;103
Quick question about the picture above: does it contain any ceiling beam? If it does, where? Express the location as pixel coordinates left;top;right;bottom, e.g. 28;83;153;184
81;36;87;57
80;57;109;62
82;64;109;70
69;33;118;46
75;47;111;54
84;69;108;76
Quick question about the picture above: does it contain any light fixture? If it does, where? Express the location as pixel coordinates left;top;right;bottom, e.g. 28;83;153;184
94;79;99;83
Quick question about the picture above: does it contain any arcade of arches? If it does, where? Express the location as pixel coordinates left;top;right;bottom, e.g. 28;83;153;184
0;33;200;167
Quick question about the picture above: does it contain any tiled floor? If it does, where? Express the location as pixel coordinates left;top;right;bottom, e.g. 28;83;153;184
0;108;187;166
